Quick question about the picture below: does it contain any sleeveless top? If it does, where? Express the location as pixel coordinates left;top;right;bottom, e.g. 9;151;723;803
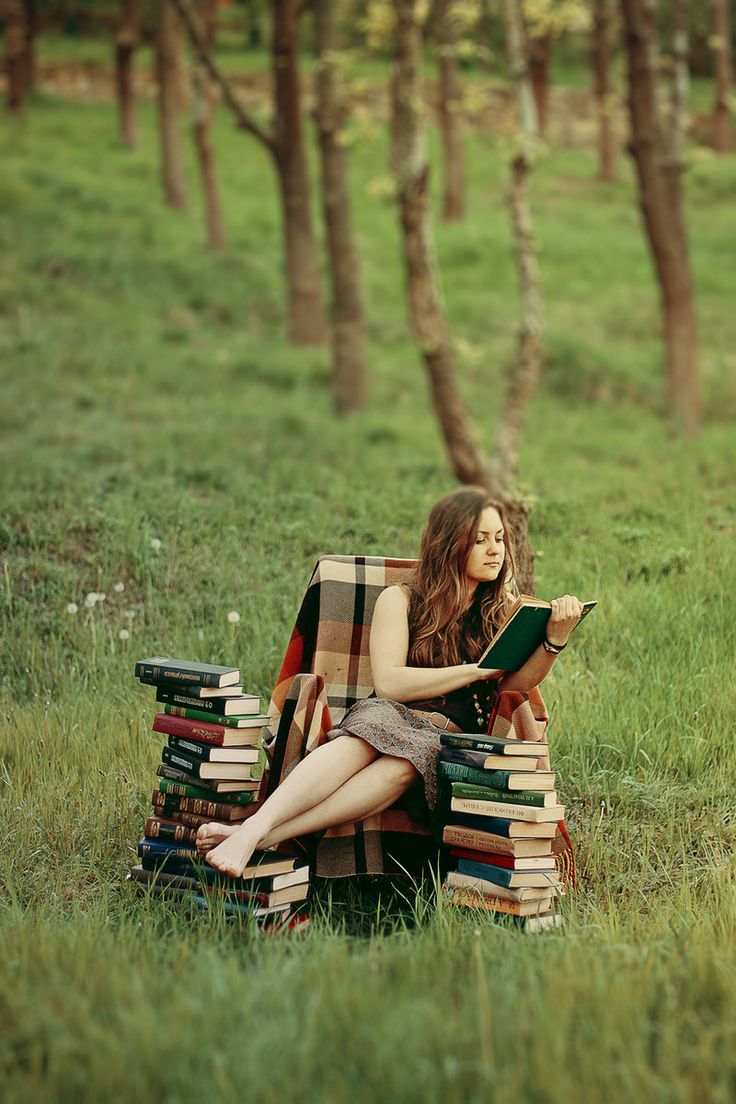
371;584;500;734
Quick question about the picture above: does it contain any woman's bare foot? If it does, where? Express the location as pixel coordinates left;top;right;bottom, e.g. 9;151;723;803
204;821;263;879
195;821;238;855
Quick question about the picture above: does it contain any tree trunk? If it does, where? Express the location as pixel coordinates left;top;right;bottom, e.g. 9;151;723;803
155;0;189;210
390;0;536;592
435;0;465;221
21;0;37;93
115;0;140;149
527;32;551;139
620;0;700;437
313;0;367;413
5;0;28;114
592;0;616;181
271;0;327;346
710;0;733;152
190;0;226;250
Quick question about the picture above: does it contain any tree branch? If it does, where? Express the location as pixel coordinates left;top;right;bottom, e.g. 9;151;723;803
171;0;275;151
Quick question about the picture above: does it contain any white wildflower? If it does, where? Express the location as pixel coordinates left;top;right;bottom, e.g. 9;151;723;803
97;592;106;602
119;629;130;641
114;581;125;593
85;592;98;608
227;611;240;624
197;629;204;641
150;538;162;552
66;602;78;615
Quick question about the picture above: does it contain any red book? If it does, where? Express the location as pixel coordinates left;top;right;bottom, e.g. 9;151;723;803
152;711;261;748
449;846;557;871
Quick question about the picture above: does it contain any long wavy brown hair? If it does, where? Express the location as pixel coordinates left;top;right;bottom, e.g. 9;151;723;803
404;486;518;667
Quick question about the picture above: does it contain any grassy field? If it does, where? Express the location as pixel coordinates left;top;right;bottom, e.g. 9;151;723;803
1;39;736;1104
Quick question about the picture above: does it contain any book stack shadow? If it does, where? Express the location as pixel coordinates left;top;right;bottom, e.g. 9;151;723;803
437;731;563;933
127;656;310;931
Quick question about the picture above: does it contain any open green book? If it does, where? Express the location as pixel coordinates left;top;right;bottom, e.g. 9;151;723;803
477;595;596;672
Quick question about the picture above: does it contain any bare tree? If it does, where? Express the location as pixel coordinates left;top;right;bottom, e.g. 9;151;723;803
391;0;537;591
592;0;616;181
710;0;733;152
5;0;29;113
492;0;543;507
434;0;466;220
189;0;226;250
526;30;551;139
115;0;141;149
313;0;367;412
155;0;189;209
620;0;700;436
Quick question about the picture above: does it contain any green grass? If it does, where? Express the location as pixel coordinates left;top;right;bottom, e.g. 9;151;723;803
1;49;736;1104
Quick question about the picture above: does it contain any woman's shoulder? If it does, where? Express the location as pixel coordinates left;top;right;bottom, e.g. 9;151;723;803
375;583;411;610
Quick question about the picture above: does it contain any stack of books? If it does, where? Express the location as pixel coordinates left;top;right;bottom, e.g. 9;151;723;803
127;656;310;930
438;731;563;933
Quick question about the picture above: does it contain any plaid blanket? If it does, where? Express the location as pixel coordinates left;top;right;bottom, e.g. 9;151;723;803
260;555;576;886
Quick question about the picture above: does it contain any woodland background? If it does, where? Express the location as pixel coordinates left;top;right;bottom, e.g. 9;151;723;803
1;2;735;1101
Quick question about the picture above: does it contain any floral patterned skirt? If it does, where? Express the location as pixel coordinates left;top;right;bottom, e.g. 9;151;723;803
327;696;450;813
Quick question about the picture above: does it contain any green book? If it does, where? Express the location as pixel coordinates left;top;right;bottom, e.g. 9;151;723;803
164;704;269;730
439;732;548;757
157;778;257;806
450;781;557;808
438;760;554;792
478;595;596;671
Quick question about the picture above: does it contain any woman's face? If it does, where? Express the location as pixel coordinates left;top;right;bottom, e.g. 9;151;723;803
464;506;505;587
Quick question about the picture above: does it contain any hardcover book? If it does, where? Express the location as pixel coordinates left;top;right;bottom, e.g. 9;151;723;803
437;748;542;771
140;675;250;700
128;865;308;908
161;745;258;781
166;735;260;765
451;811;558;838
143;816;198;845
152;712;262;747
457;857;560;889
135;657;240;689
156;688;267;718
164;704;268;730
477;595;596;671
441;824;553;857
450;796;564;823
443;882;554;915
152;788;258;819
438;755;556;791
439;732;549;757
157;762;260;794
449;845;555;871
444;870;555;903
450;781;559;806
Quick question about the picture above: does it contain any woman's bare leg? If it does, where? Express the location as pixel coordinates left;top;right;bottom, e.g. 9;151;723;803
197;754;419;855
203;753;418;877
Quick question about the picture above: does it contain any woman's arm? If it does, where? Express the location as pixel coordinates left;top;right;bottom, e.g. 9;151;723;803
500;594;584;693
369;586;503;701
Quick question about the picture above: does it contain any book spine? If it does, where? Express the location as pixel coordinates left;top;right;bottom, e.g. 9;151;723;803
156;773;258;805
153;713;229;745
443;889;529;916
451;797;563;822
450;781;553;807
165;705;250;730
162;745;207;777
135;661;220;689
167;735;212;762
144;817;198;845
442;827;517;855
439;734;542;754
440;762;551;795
138;840;198;862
153;788;258;819
150;803;216;830
157;690;230;715
450;847;527;870
457;858;513;887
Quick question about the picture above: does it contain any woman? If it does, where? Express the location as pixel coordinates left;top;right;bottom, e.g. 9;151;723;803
197;486;583;879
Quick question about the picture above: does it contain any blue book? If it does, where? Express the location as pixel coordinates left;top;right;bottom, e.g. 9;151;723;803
452;812;557;839
457;857;558;889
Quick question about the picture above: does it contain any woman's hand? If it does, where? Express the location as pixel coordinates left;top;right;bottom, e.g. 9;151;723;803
547;595;585;646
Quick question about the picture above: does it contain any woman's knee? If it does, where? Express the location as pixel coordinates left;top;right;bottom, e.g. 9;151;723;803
384;755;418;787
